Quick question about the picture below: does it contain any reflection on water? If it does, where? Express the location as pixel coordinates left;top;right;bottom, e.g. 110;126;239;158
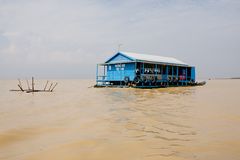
101;87;197;159
0;79;240;160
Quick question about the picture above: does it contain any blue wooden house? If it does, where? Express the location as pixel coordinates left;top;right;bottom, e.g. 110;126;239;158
96;51;196;88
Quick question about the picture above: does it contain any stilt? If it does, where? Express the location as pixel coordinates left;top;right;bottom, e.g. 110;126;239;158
50;83;58;92
26;79;30;90
48;83;53;91
32;77;34;91
18;79;23;89
44;81;49;91
17;84;24;92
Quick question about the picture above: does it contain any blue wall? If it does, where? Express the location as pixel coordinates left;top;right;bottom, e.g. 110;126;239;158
102;52;196;83
104;62;196;82
107;63;135;81
191;67;196;81
106;53;133;63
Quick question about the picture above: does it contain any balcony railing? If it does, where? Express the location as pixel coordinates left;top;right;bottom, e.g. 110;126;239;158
97;74;191;82
96;76;107;82
138;74;189;82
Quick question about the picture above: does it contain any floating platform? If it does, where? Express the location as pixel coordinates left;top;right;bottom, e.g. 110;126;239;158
94;81;206;89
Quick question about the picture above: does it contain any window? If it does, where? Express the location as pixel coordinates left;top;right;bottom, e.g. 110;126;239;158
109;65;111;70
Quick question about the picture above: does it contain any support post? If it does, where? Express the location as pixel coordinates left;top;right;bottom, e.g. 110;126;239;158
161;65;163;74
96;64;98;82
186;67;188;85
155;64;157;76
18;79;23;89
32;77;34;91
48;83;53;91
142;62;144;86
135;62;137;77
26;79;30;90
154;64;157;86
143;63;145;74
177;66;179;78
161;65;163;82
50;83;58;92
44;81;49;91
176;66;179;86
103;65;105;79
166;65;168;84
18;84;24;92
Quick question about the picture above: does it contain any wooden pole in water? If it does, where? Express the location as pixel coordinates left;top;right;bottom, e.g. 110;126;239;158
18;79;23;89
26;79;30;90
32;77;34;91
50;83;58;92
44;80;49;91
48;83;53;91
18;84;24;91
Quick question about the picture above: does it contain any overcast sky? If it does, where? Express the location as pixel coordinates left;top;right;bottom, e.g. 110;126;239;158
0;0;239;79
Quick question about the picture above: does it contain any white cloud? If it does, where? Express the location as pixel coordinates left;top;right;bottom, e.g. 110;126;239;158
0;0;240;78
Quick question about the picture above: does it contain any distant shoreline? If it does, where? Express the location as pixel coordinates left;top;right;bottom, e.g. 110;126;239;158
211;77;240;80
231;77;240;79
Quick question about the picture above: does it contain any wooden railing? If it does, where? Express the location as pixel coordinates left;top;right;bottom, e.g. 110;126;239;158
139;74;189;81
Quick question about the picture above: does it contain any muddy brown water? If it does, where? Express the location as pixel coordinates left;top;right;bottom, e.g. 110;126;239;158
0;79;240;160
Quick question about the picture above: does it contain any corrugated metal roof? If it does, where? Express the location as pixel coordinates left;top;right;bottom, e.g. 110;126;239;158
119;51;188;66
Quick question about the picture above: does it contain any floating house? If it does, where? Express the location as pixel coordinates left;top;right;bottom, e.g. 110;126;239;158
96;51;196;88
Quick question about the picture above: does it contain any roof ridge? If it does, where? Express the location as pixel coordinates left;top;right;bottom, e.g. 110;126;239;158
120;51;186;64
118;51;187;66
119;51;176;59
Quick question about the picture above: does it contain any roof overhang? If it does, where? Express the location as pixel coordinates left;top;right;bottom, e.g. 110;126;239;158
101;51;193;67
135;60;190;67
98;60;191;67
98;61;136;66
105;52;135;63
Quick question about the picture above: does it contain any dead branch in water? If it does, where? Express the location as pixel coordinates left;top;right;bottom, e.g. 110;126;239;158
43;81;49;91
48;83;53;91
51;83;58;92
26;79;30;90
32;77;34;91
18;79;23;89
10;77;58;93
17;84;24;92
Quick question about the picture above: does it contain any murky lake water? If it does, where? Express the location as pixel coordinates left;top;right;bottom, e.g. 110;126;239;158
0;79;240;160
